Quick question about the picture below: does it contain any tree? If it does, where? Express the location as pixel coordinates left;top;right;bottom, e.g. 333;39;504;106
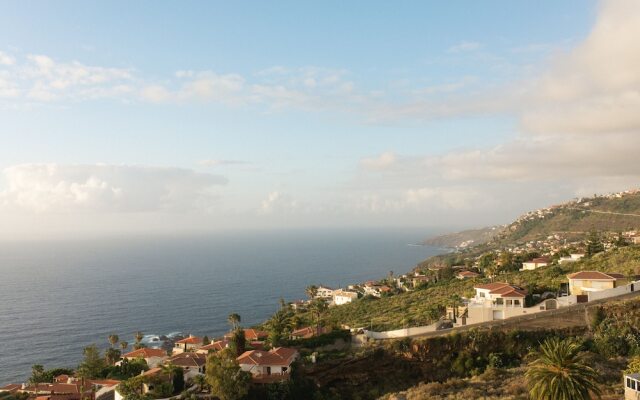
309;298;328;335
120;341;129;352
117;376;147;400
227;313;241;330
160;363;181;394
626;356;640;374
229;328;246;357
105;348;122;365
205;349;251;400
108;334;120;348
305;285;318;300
133;332;145;350
586;231;605;257
266;309;291;347
526;337;601;400
29;365;45;384
77;345;107;379
202;335;211;345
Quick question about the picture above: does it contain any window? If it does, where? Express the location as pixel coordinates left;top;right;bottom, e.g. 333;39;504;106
496;298;503;305
514;299;521;306
479;292;485;298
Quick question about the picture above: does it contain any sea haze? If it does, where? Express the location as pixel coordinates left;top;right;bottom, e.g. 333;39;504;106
0;228;443;384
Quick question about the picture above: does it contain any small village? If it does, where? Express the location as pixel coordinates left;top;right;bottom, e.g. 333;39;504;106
3;191;640;400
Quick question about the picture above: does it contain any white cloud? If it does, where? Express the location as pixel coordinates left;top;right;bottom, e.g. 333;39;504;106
447;41;482;53
360;152;397;170
199;159;250;167
0;51;15;65
0;164;227;214
259;191;299;214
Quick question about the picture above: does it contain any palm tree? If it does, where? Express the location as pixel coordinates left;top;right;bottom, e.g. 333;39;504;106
309;298;327;335
133;331;145;350
160;363;180;389
266;310;291;346
305;285;318;300
526;337;601;400
108;334;119;348
120;341;128;352
227;313;241;330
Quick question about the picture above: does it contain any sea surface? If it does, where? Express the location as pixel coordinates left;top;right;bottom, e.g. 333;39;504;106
0;228;443;384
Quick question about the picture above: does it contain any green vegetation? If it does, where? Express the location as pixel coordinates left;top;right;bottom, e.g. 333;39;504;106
526;337;600;400
205;348;251;400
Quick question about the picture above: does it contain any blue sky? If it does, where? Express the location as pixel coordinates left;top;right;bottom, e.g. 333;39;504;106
2;0;640;238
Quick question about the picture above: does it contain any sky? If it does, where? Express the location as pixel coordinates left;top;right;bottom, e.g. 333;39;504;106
0;0;639;238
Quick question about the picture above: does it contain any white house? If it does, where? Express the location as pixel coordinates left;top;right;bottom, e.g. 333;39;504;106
118;348;168;368
559;253;585;264
315;286;335;299
625;373;640;400
173;335;204;354
521;257;551;271
167;352;207;381
466;282;531;323
332;289;358;305
237;347;299;384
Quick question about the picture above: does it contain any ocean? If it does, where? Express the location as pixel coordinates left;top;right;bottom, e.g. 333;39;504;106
0;228;443;384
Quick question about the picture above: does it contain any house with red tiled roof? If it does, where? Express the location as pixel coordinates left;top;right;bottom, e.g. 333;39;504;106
290;326;328;339
196;339;229;354
567;271;627;296
224;328;268;342
465;282;533;324
456;270;480;280
173;335;204;354
119;347;168;367
0;384;21;393
521;257;551;271
167;352;207;381
236;347;299;384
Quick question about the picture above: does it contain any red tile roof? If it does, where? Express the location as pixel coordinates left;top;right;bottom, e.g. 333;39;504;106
475;282;527;297
175;336;202;344
567;271;624;280
198;340;228;352
237;347;298;367
168;352;207;368
458;271;480;278
123;348;167;358
0;384;21;392
530;257;551;263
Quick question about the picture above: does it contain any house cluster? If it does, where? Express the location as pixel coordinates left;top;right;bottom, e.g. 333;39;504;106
1;331;301;400
0;376;120;400
456;270;636;326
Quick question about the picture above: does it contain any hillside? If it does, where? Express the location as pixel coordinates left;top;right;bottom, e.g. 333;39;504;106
417;189;640;269
312;245;640;331
423;226;504;249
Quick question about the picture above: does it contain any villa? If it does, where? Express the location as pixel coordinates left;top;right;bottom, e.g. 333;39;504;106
237;347;299;384
315;286;335;299
167;352;207;381
559;253;585;264
119;348;168;368
332;289;358;305
173;335;204;354
291;326;328;339
225;328;268;342
567;271;627;296
521;257;551;271
456;271;480;279
196;339;229;354
465;282;529;323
